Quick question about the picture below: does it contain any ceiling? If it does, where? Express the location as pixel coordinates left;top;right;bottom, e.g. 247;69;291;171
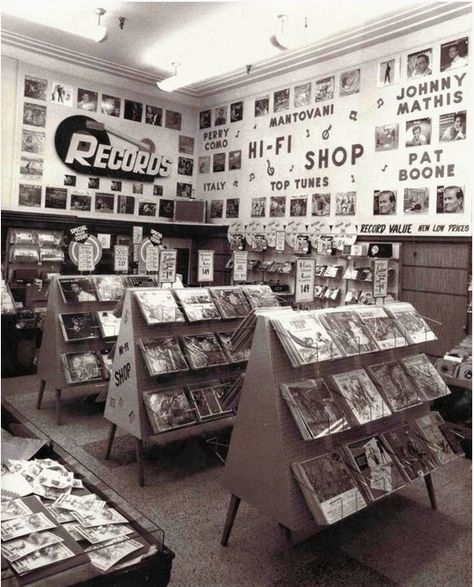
1;1;471;98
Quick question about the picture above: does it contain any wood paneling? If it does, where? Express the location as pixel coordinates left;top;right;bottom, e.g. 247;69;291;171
402;242;470;269
402;266;468;296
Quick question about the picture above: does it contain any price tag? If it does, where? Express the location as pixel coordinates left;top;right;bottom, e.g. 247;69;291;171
77;243;95;272
275;230;285;252
198;250;214;282
373;259;389;298
145;245;160;273
158;250;177;283
294;258;316;303
232;251;248;282
114;245;129;272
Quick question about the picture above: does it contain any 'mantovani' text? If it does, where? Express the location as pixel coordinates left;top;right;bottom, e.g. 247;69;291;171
396;73;466;114
269;104;334;127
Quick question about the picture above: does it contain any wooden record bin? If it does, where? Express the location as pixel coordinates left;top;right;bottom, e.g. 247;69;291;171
103;287;247;486
220;310;456;578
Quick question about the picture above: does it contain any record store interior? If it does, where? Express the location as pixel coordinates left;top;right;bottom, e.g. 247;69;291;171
0;1;472;585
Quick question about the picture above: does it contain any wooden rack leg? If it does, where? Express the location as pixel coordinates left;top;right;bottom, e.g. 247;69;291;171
135;438;145;487
221;494;241;546
424;473;437;511
105;424;117;460
279;524;294;587
37;379;46;409
55;389;62;426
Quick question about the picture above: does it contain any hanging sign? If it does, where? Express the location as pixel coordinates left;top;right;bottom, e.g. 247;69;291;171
198;250;215;282
145;245;160;272
149;228;163;246
68;235;102;267
295;258;316;303
77;243;95;272
68;224;89;243
275;230;286;252
133;226;143;244
373;259;389;298
158;249;177;283
232;251;248;282
114;245;129;272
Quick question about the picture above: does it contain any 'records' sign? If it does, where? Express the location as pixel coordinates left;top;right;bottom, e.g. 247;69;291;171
55;116;172;182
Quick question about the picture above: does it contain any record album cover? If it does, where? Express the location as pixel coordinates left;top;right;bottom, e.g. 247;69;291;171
210;287;251;319
354;306;407;350
401;354;451;401
216;332;250;363
134;290;185;324
61;351;105;385
181;333;228;369
414;412;458;466
321;311;378;356
187;380;234;422
143;387;197;433
385;302;436;344
58;278;98;304
93;275;124;302
368;361;421;411
383;425;438;481
173;288;221;322
59;312;99;342
139;337;189;376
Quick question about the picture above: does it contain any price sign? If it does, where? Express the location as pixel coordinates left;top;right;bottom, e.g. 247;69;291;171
158;249;177;283
198;250;214;282
145;245;160;272
133;226;143;244
114;245;129;272
77;243;95;272
275;230;285;252
232;251;248;282
373;259;389;298
295;258;316;303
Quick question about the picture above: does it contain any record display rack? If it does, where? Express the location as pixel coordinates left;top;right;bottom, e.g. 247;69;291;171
220;308;454;579
36;276;119;426
103;287;248;486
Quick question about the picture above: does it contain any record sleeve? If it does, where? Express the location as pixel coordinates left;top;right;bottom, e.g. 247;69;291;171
181;333;228;369
210;287;251;319
242;285;280;308
143;387;197;433
216;332;250;363
320;310;378;356
280;379;350;440
401;354;451;401
92;275;124;301
173;288;221;321
95;311;121;339
58;312;99;342
343;435;406;501
134;289;185;324
414;412;458;466
367;361;422;411
332;369;391;424
353;306;407;350
385;302;436;344
186;380;234;422
58;277;98;304
292;451;367;525
139;337;188;376
61;351;105;385
382;425;438;481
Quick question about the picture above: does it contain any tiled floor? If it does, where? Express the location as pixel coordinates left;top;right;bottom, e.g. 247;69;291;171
2;375;471;586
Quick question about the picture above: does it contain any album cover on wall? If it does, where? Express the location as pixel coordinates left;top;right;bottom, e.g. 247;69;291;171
51;81;73;106
138;200;156;216
294;81;311;107
145;104;163;125
181;333;228;369
179;135;195;154
292;451;367;525
20;156;43;180
59;312;99;342
242;285;279;308
254;96;269;117
117;195;135;214
407;48;433;78
367;361;421;412
23;102;46;127
178;157;194;176
382;425;437;481
320;311;378;356
159;199;175;218
95;193;114;213
21;129;45;155
335;192;356;215
124;99;143;122
18;184;42;208
95;310;121;339
401;354;451;401
101;94;121;117
414;412;458;466
165;110;182;130
439;110;466;142
134;289;185;324
199;156;211;174
226;198;240;218
274;88;290;112
139;337;189;376
375;123;399;151
230;101;243;122
61;351;105;385
24;75;48;100
59;277;98;304
45;187;67;209
210;287;251;319
406;118;431;146
377;56;401;87
332;369;391;424
213;153;226;173
440;37;469;71
281;379;350;440
143;386;197;434
385;302;436;344
315;76;334;102
186;380;234;422
93;275;124;302
77;88;98;111
344;435;406;501
340;69;360;95
214;106;227;126
199;109;211;129
403;188;429;214
229;150;242;170
173;288;221;321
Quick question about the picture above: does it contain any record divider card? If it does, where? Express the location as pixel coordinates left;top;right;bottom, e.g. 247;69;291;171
103;287;246;486
36;276;117;426
221;311;434;541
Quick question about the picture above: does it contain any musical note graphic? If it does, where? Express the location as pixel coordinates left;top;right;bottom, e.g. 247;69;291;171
349;110;358;121
377;97;384;109
306;129;310;138
289;165;295;172
253;124;257;129
235;130;240;138
266;160;275;176
233;180;239;187
249;172;256;182
382;164;388;172
322;124;332;140
351;175;355;183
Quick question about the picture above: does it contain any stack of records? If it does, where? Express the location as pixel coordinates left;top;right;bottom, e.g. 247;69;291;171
292;451;367;525
139;337;189;376
320;310;378;356
210;287;251;319
93;276;124;302
280;379;350;440
134;289;185;324
61;351;107;385
173;288;221;321
401;353;451;400
353;305;407;350
385;302;436;344
229;306;284;351
181;333;228;369
143;386;197;433
242;285;280;309
271;312;342;367
59;313;99;342
186;380;234;422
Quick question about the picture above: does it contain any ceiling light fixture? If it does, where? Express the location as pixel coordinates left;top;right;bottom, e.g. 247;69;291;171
93;8;108;43
156;62;194;93
270;13;309;51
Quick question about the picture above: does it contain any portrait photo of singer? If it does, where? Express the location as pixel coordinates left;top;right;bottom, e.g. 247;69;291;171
374;190;397;215
437;186;464;214
440;37;469;71
406;119;431;147
440;111;466;142
407;49;433;78
77;88;98;112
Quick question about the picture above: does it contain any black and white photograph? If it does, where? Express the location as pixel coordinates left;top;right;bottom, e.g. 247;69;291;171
339;69;360;96
440;37;468;71
132;182;143;194
179;135;195;154
23;102;46;127
406;118;431;146
59;312;99;342
311;193;330;216
230;101;243;122
335;192;356;215
176;182;192;198
24;75;48;100
88;177;100;189
401;354;451;401
407;48;433;78
294;81;311;107
18;183;41;207
101;94;121;116
213;152;226;173
140;337;189;376
153;185;164;196
64;174;76;187
377;57;401;87
436;185;464;213
375;123;399;151
165;109;182;130
110;180;122;192
403;188;429;214
226;198;239;218
214;106;227;126
61;351;104;384
270;195;286;217
210;199;223;219
315;76;335;102
228;150;242;170
95;193;114;213
439;111;466;141
117;194;135;214
178;156;194;176
373;190;397;215
124;99;143;122
251;196;266;218
45;186;67;209
20;156;43;180
21;129;45;154
145;104;163;125
199;109;211;129
290;196;307;217
254;96;269;117
51;81;73;106
274;88;290;112
199;156;211;174
159;198;175;218
138;200;157;216
144;387;197;433
77;88;98;111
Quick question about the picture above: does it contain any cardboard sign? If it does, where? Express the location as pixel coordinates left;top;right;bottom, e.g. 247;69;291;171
275;230;286;252
145;245;160;272
232;251;248;282
133;226;143;244
149;229;163;246
77;243;95;272
158;249;177;283
197;250;215;282
97;233;111;249
114;245;129;272
373;259;389;298
295;258;316;303
68;225;89;243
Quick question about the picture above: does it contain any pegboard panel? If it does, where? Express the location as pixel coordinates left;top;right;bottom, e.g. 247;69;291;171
223;313;431;531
